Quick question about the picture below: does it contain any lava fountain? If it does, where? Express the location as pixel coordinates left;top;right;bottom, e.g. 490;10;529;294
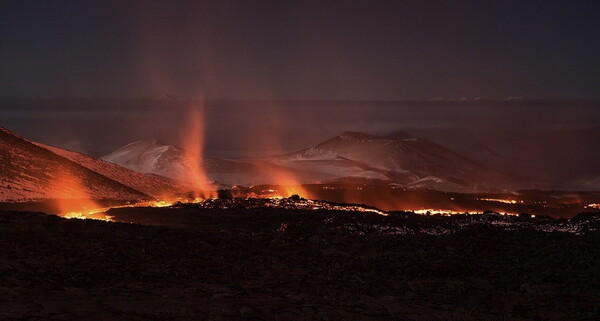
180;101;217;199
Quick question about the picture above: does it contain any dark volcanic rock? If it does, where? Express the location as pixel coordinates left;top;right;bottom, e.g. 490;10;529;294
0;209;598;320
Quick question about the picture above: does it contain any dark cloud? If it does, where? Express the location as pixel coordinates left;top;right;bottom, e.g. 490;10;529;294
1;0;599;99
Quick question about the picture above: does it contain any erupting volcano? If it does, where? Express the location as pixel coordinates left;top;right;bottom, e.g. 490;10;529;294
2;1;600;319
2;123;599;218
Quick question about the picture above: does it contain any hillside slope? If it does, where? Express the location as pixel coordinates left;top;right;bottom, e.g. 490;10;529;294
39;143;190;198
0;127;149;202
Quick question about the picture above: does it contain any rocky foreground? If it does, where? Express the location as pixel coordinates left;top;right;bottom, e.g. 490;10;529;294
0;203;599;320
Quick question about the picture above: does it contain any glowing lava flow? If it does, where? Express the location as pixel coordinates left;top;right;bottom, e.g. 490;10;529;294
60;199;177;221
59;196;530;223
478;198;521;204
264;198;388;215
61;207;113;221
58;195;392;222
412;209;519;216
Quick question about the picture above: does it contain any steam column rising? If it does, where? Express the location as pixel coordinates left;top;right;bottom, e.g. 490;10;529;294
181;102;216;199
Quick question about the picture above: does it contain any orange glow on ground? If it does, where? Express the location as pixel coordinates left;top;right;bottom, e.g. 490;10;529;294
61;208;113;221
411;209;519;216
60;199;178;221
274;183;310;199
478;198;520;204
52;171;113;220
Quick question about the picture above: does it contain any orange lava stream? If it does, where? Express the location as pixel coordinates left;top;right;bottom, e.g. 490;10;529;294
59;198;200;221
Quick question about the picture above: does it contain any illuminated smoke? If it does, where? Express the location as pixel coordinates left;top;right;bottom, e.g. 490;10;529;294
252;101;310;198
181;101;217;199
53;171;108;220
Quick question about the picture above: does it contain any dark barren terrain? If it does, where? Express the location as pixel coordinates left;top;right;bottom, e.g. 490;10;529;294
1;199;599;320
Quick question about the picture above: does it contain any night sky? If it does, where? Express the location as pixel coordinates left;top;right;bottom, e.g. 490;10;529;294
1;0;599;99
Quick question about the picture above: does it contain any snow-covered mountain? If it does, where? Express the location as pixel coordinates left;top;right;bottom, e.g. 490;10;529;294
0;127;188;202
103;132;518;192
102;139;190;180
101;139;326;186
277;132;518;191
